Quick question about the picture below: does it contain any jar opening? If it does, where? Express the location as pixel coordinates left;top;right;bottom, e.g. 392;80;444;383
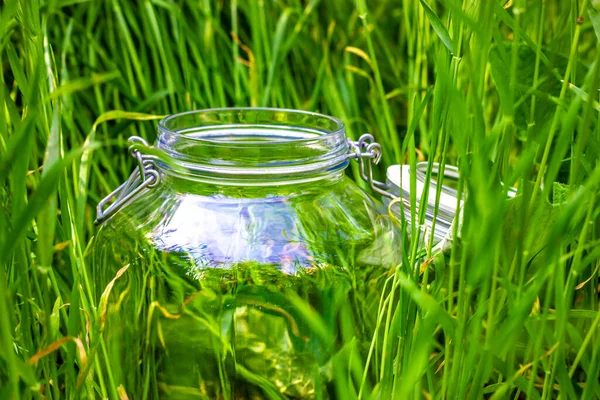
156;108;349;183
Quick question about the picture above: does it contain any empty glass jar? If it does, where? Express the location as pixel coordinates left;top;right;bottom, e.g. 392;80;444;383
92;108;401;399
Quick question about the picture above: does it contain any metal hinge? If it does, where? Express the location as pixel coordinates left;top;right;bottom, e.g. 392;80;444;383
347;134;396;199
94;136;161;225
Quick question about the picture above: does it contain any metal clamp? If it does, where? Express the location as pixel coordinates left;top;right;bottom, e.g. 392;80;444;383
347;134;396;199
94;136;161;225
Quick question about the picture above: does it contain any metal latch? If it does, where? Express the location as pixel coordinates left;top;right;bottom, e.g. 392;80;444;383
94;136;161;225
346;134;397;199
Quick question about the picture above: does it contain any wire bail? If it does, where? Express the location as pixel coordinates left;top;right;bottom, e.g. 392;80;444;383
94;136;161;225
347;134;396;198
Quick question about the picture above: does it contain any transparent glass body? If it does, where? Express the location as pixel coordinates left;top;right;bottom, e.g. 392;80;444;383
92;109;400;399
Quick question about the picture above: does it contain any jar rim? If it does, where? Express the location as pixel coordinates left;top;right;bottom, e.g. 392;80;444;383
158;107;346;144
155;108;350;184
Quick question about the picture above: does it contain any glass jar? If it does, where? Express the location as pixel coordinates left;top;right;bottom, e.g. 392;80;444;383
92;108;401;399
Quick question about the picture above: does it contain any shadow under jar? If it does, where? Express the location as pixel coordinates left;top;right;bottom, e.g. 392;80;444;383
92;108;401;399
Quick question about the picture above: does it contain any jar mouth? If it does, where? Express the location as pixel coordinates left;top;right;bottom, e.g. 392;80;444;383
156;108;349;183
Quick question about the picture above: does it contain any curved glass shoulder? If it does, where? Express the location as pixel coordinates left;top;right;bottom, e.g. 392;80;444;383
98;174;399;271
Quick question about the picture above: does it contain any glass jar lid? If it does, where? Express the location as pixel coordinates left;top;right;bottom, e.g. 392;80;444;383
385;162;518;246
386;162;460;244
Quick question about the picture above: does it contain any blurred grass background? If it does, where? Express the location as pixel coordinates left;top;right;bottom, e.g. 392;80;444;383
1;0;600;398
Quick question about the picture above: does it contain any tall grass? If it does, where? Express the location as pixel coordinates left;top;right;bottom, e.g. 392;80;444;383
1;0;599;398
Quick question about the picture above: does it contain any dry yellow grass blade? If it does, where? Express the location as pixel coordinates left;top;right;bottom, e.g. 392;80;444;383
99;264;130;331
29;336;88;370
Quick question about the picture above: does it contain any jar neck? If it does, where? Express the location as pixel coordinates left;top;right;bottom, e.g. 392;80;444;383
162;169;347;198
155;108;350;186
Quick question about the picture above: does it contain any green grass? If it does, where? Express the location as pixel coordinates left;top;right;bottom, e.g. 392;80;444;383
1;0;600;398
